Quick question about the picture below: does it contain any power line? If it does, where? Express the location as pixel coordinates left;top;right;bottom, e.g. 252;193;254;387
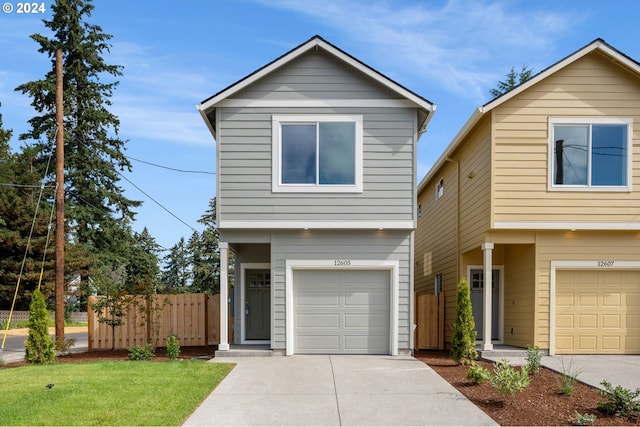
125;155;216;175
116;171;198;233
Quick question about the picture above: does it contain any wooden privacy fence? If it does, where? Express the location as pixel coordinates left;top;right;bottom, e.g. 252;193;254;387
88;293;221;350
414;293;444;350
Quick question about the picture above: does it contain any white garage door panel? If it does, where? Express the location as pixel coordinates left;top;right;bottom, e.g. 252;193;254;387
556;270;640;354
294;269;390;354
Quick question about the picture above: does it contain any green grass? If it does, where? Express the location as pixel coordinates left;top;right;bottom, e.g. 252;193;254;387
0;360;234;425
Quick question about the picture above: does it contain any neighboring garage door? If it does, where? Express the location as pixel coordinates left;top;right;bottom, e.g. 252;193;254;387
293;269;390;354
556;270;640;354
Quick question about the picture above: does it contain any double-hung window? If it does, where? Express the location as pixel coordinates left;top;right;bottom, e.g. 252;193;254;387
549;117;632;191
272;115;363;192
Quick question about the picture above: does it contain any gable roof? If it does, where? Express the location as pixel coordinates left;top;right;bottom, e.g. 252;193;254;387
418;38;640;193
197;35;436;139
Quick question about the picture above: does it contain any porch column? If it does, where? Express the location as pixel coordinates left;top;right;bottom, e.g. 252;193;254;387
218;242;229;351
481;242;494;351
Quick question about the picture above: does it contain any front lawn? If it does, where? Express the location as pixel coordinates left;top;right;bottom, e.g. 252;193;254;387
0;360;234;426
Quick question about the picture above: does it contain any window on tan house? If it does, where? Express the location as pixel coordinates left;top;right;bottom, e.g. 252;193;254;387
550;117;632;190
435;178;444;200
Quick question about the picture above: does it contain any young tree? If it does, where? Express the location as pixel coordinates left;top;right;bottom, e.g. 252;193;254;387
489;65;533;98
15;0;140;270
89;265;128;350
24;289;56;364
451;278;478;365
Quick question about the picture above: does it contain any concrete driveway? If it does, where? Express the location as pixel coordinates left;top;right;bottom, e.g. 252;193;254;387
183;355;497;426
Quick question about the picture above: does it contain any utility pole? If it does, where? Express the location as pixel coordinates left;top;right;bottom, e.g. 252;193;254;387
55;48;65;346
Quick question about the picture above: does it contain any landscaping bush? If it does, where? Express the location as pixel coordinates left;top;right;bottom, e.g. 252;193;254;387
128;343;155;361
24;290;56;364
525;344;542;374
597;380;640;418
450;278;477;365
557;357;582;396
466;363;491;385
166;334;180;360
489;358;530;396
570;411;596;426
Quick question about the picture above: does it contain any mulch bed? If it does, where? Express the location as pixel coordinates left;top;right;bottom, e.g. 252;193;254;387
415;350;639;426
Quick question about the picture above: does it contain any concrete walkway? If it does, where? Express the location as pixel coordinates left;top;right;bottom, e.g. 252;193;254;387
183;355;497;426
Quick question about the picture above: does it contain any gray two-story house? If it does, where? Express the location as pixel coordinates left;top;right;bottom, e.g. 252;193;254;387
197;36;435;356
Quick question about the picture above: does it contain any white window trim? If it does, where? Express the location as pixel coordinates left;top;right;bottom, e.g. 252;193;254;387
272;115;363;193
435;178;444;200
285;259;399;356
548;117;633;192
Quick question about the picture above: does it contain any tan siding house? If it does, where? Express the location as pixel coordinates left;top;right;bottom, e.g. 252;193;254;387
416;39;640;355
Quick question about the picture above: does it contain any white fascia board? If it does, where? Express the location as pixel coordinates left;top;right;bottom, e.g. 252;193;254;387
216;98;416;108
198;37;435;115
417;108;483;193
494;221;640;230
197;106;217;140
219;220;415;230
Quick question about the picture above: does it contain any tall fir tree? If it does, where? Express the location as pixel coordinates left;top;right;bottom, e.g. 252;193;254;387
125;227;161;293
15;0;140;272
189;197;221;294
0;145;56;310
162;237;191;291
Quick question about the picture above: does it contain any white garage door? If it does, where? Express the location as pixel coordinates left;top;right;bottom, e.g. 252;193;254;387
293;269;390;354
556;270;640;354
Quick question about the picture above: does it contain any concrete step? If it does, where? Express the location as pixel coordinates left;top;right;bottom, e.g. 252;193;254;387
215;345;272;357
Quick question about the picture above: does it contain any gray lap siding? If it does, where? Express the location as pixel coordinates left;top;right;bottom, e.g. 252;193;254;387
217;107;416;223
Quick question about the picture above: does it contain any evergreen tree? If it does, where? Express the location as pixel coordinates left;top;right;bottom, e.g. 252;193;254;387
489;65;533;98
126;227;161;293
15;0;140;271
451;278;478;365
24;289;56;364
162;237;190;291
189;198;221;294
0;147;56;309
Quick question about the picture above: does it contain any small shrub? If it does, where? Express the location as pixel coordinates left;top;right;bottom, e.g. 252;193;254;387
466;363;491;385
570;411;596;426
557;357;582;396
525;345;542;374
166;335;180;360
24;290;56;364
489;358;530;396
55;337;77;355
450;278;478;365
597;380;640;418
128;343;155;361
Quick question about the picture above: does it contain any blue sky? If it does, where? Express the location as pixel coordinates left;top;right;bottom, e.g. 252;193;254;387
1;0;640;251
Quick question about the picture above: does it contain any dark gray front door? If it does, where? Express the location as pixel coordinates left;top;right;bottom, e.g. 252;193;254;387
245;269;270;340
470;269;500;340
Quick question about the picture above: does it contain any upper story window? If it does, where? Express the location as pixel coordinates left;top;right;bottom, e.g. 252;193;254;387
435;178;444;200
549;117;632;191
272;115;363;193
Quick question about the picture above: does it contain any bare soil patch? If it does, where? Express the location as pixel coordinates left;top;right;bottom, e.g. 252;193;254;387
415;350;638;426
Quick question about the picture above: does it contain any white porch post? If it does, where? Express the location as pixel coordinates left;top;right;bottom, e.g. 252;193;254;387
481;242;494;351
218;242;229;351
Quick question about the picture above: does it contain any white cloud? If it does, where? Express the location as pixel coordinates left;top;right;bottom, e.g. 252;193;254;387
256;0;581;100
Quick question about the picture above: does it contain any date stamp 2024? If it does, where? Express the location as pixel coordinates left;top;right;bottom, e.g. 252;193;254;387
2;2;47;14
